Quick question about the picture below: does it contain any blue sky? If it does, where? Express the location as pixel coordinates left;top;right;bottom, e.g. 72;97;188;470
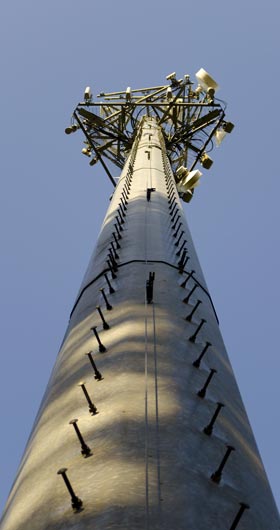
0;0;279;513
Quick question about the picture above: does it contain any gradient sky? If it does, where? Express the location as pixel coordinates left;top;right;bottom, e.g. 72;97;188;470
0;0;279;514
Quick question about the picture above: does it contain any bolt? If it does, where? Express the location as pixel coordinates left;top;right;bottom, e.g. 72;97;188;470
114;223;122;239
69;419;91;457
172;216;180;231
107;253;118;272
118;202;126;217
175;230;185;247
197;368;217;398
96;306;110;330
113;232;121;250
104;273;115;294
108;248;118;267
186;300;202;322
189;318;206;343
173;221;182;236
178;249;187;271
117;209;124;224
229;503;250;530
123;183;128;195
168;196;176;208
57;468;83;511
181;270;195;288
100;288;113;310
193;341;211;368
181;255;190;270
171;210;179;224
110;242;119;260
116;216;123;232
211;445;235;484
170;202;177;216
122;189;129;201
204;402;224;436
91;326;107;353
78;382;98;415
120;196;127;210
183;284;198;304
176;239;187;257
85;351;103;381
168;191;175;203
106;260;117;280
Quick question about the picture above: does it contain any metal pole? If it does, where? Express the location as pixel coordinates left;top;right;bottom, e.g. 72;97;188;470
1;115;279;530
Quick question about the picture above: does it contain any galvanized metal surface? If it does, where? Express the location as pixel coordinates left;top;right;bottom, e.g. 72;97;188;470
1;118;279;529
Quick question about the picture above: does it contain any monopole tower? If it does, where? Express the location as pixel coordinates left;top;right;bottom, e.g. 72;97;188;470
0;69;279;530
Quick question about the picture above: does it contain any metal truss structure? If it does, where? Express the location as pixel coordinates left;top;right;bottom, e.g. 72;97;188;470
65;70;234;198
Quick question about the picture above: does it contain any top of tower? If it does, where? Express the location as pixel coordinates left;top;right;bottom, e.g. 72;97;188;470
65;69;234;200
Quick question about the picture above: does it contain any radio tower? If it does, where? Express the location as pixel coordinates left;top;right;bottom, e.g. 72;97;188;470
1;70;279;530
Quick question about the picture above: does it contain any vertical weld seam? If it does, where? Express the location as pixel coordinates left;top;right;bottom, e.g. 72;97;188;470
144;131;150;529
152;302;162;515
144;300;149;529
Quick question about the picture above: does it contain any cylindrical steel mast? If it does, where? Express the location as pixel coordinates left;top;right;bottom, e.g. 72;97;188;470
1;74;279;530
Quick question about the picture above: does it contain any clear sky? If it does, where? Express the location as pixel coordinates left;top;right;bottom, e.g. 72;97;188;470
0;0;279;514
